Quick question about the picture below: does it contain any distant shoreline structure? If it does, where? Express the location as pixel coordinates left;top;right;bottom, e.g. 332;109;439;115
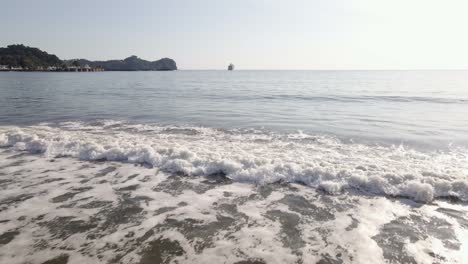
0;44;177;72
0;64;104;72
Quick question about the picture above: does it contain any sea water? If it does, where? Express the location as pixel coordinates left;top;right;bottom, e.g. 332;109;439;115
0;71;467;263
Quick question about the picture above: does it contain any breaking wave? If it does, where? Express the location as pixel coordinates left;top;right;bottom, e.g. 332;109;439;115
1;121;467;203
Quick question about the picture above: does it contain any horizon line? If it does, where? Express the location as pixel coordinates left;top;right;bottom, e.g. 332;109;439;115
177;68;468;71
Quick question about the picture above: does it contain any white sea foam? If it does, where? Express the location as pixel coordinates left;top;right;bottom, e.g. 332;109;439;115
0;148;467;263
1;121;467;203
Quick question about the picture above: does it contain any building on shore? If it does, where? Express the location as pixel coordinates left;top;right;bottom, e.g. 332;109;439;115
83;64;91;71
63;65;103;72
0;64;104;72
67;66;79;72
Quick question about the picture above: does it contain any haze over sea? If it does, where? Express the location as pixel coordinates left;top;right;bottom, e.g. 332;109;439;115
1;70;468;263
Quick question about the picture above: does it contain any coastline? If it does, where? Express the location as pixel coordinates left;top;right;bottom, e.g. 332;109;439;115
0;69;176;72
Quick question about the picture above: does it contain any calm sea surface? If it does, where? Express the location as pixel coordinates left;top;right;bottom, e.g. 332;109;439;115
1;70;467;147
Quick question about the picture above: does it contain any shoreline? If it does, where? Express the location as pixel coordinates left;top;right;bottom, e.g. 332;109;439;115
0;69;176;72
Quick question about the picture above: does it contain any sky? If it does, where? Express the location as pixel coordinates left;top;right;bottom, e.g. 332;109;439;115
2;0;468;70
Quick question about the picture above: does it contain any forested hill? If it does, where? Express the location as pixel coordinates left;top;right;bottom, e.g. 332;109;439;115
0;44;62;68
0;44;177;71
74;56;177;71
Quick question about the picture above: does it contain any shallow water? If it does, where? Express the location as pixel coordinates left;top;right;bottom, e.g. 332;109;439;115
1;70;468;147
0;71;467;263
0;151;467;264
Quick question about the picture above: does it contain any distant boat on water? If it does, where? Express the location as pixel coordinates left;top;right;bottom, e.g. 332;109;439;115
228;63;234;70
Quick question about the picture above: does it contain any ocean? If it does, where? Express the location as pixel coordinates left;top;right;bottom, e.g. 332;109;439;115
0;70;467;263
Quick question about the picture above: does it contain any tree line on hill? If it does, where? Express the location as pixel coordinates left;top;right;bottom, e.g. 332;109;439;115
0;44;62;69
0;44;177;71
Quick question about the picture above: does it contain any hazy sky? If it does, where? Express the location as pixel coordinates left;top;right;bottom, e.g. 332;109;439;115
2;0;468;69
